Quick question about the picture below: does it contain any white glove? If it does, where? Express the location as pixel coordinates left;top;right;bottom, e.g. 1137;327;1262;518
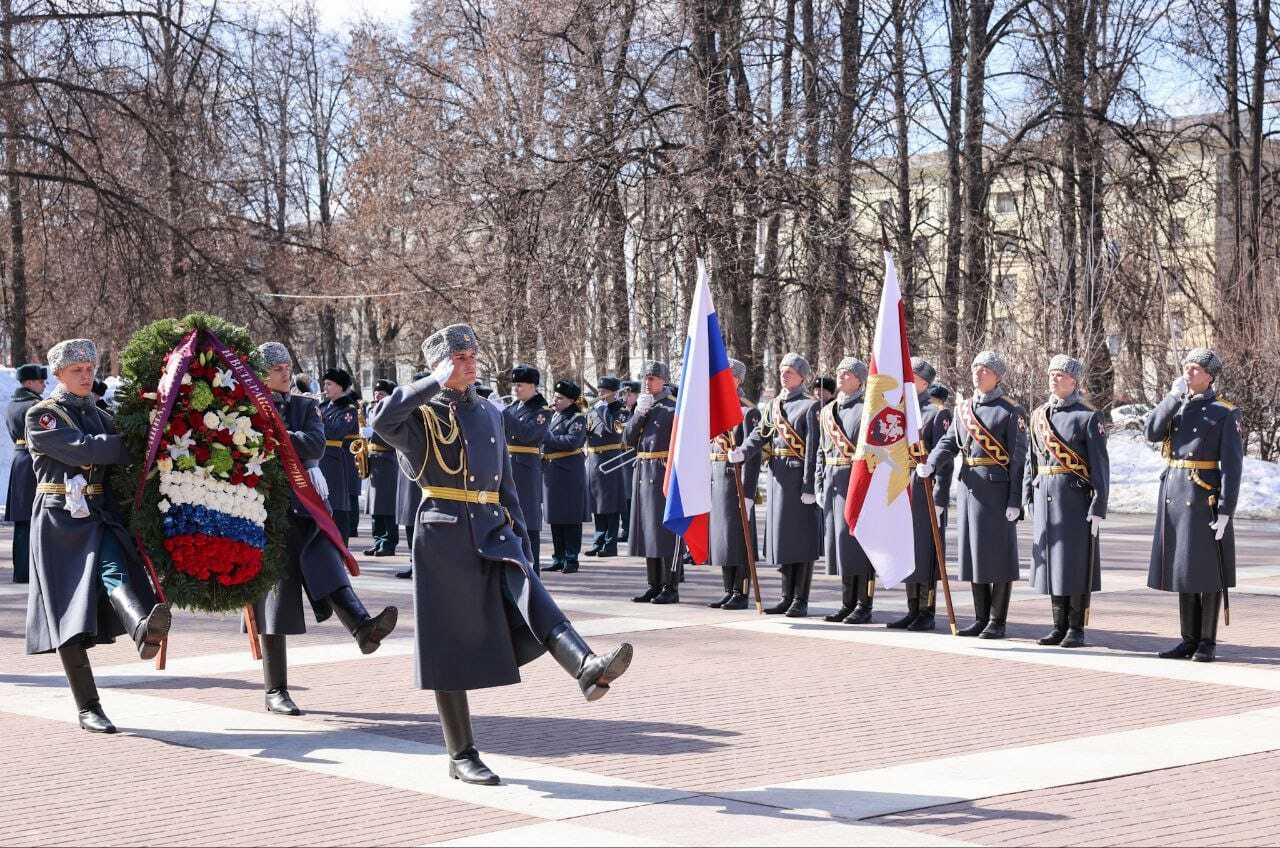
916;463;934;478
307;466;330;501
744;498;754;512
64;474;91;519
729;447;746;463
801;493;816;505
1211;512;1230;540
360;426;374;438
1088;514;1105;537
1005;506;1021;522
635;392;655;414
430;356;455;386
1171;376;1188;396
486;391;505;411
935;506;946;522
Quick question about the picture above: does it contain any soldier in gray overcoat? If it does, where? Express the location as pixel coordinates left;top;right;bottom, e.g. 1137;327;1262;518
733;352;822;617
624;361;680;603
370;323;633;786
814;357;877;624
1146;348;1242;663
503;364;551;571
253;343;398;716
363;379;401;556
920;350;1027;639
25;340;172;733
542;380;589;574
618;381;639;543
707;359;761;610
893;360;954;632
5;362;46;583
1023;355;1109;648
585;376;628;557
318;368;359;543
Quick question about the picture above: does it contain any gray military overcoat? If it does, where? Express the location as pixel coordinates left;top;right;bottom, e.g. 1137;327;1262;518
739;387;822;566
623;391;679;558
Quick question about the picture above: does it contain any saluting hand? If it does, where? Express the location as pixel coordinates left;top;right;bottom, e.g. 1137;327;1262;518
635;392;655;414
431;356;455;387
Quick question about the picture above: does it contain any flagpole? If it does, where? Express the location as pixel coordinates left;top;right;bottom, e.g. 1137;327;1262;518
731;463;764;613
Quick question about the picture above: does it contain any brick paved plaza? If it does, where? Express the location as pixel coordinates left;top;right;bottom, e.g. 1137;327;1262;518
3;512;1279;846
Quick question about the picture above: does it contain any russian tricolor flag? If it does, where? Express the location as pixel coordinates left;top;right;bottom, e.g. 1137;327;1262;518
662;260;743;564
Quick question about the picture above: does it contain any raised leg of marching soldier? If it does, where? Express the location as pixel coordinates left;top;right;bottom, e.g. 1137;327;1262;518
25;341;172;733
371;325;633;785
1148;350;1240;664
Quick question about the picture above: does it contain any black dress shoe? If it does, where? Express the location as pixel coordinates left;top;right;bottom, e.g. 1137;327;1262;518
562;562;579;574
651;586;680;604
374;549;397;557
449;748;501;785
885;611;917;629
721;593;748;610
708;593;734;609
546;562;565;572
352;607;398;654
824;606;855;623
632;587;659;603
784;600;809;618
265;688;301;716
1158;639;1198;659
978;622;1006;639
78;702;117;734
1038;628;1067;646
907;612;936;631
596;547;618;558
1059;628;1086;648
583;548;602;557
1191;641;1216;663
957;620;988;637
843;606;872;625
362;547;381;556
396;569;413;579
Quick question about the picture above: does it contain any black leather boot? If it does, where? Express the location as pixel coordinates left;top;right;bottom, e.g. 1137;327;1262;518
1159;592;1200;659
260;634;301;715
329;586;398;655
908;583;937;631
58;643;116;734
825;573;857;622
633;558;662;602
1060;595;1087;648
107;584;171;661
722;567;749;610
887;582;920;629
436;690;500;785
958;583;991;637
545;622;634;701
979;581;1011;639
785;563;813;617
1039;595;1069;645
651;558;680;604
844;575;875;624
1192;592;1220;662
764;565;795;614
396;567;413;579
709;567;735;608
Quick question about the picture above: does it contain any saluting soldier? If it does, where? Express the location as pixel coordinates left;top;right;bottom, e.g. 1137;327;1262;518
919;350;1027;639
503;364;551;571
732;352;822;617
318;368;359;544
394;373;427;580
814;357;877;624
542;380;589;574
708;359;762;610
5;363;46;583
1023;355;1109;648
25;340;172;733
254;344;398;715
625;361;680;603
585;376;628;557
894;358;954;631
370;324;632;785
1147;348;1241;663
363;379;401;556
618;380;639;544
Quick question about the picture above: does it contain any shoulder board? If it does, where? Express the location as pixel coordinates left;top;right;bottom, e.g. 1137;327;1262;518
1215;398;1236;410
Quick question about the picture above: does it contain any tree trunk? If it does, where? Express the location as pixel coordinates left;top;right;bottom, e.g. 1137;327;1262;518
1;0;27;364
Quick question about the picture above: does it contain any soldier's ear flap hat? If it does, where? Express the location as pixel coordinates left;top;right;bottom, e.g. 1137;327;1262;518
320;368;353;390
621;380;641;393
47;338;98;375
835;357;869;383
421;323;479;368
373;378;397;395
971;350;1007;379
554;379;581;401
813;376;837;393
641;360;670;382
16;363;46;382
779;352;810;378
728;358;747;383
927;384;951;402
510;363;541;385
598;375;622;392
910;356;937;384
1048;354;1084;380
1182;347;1223;378
257;342;291;369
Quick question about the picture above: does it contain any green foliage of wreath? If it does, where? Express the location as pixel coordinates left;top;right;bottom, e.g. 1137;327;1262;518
109;312;289;612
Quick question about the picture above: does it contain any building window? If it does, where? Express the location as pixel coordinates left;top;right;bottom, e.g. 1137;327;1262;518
995;192;1017;214
1164;267;1185;295
916;198;931;220
1169;177;1187;201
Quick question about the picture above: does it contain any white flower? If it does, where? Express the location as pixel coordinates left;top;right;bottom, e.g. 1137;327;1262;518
232;431;247;447
181;373;192;385
157;498;171;514
167;431;194;460
246;458;264;477
156;456;173;473
202;411;220;430
217;368;238;393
